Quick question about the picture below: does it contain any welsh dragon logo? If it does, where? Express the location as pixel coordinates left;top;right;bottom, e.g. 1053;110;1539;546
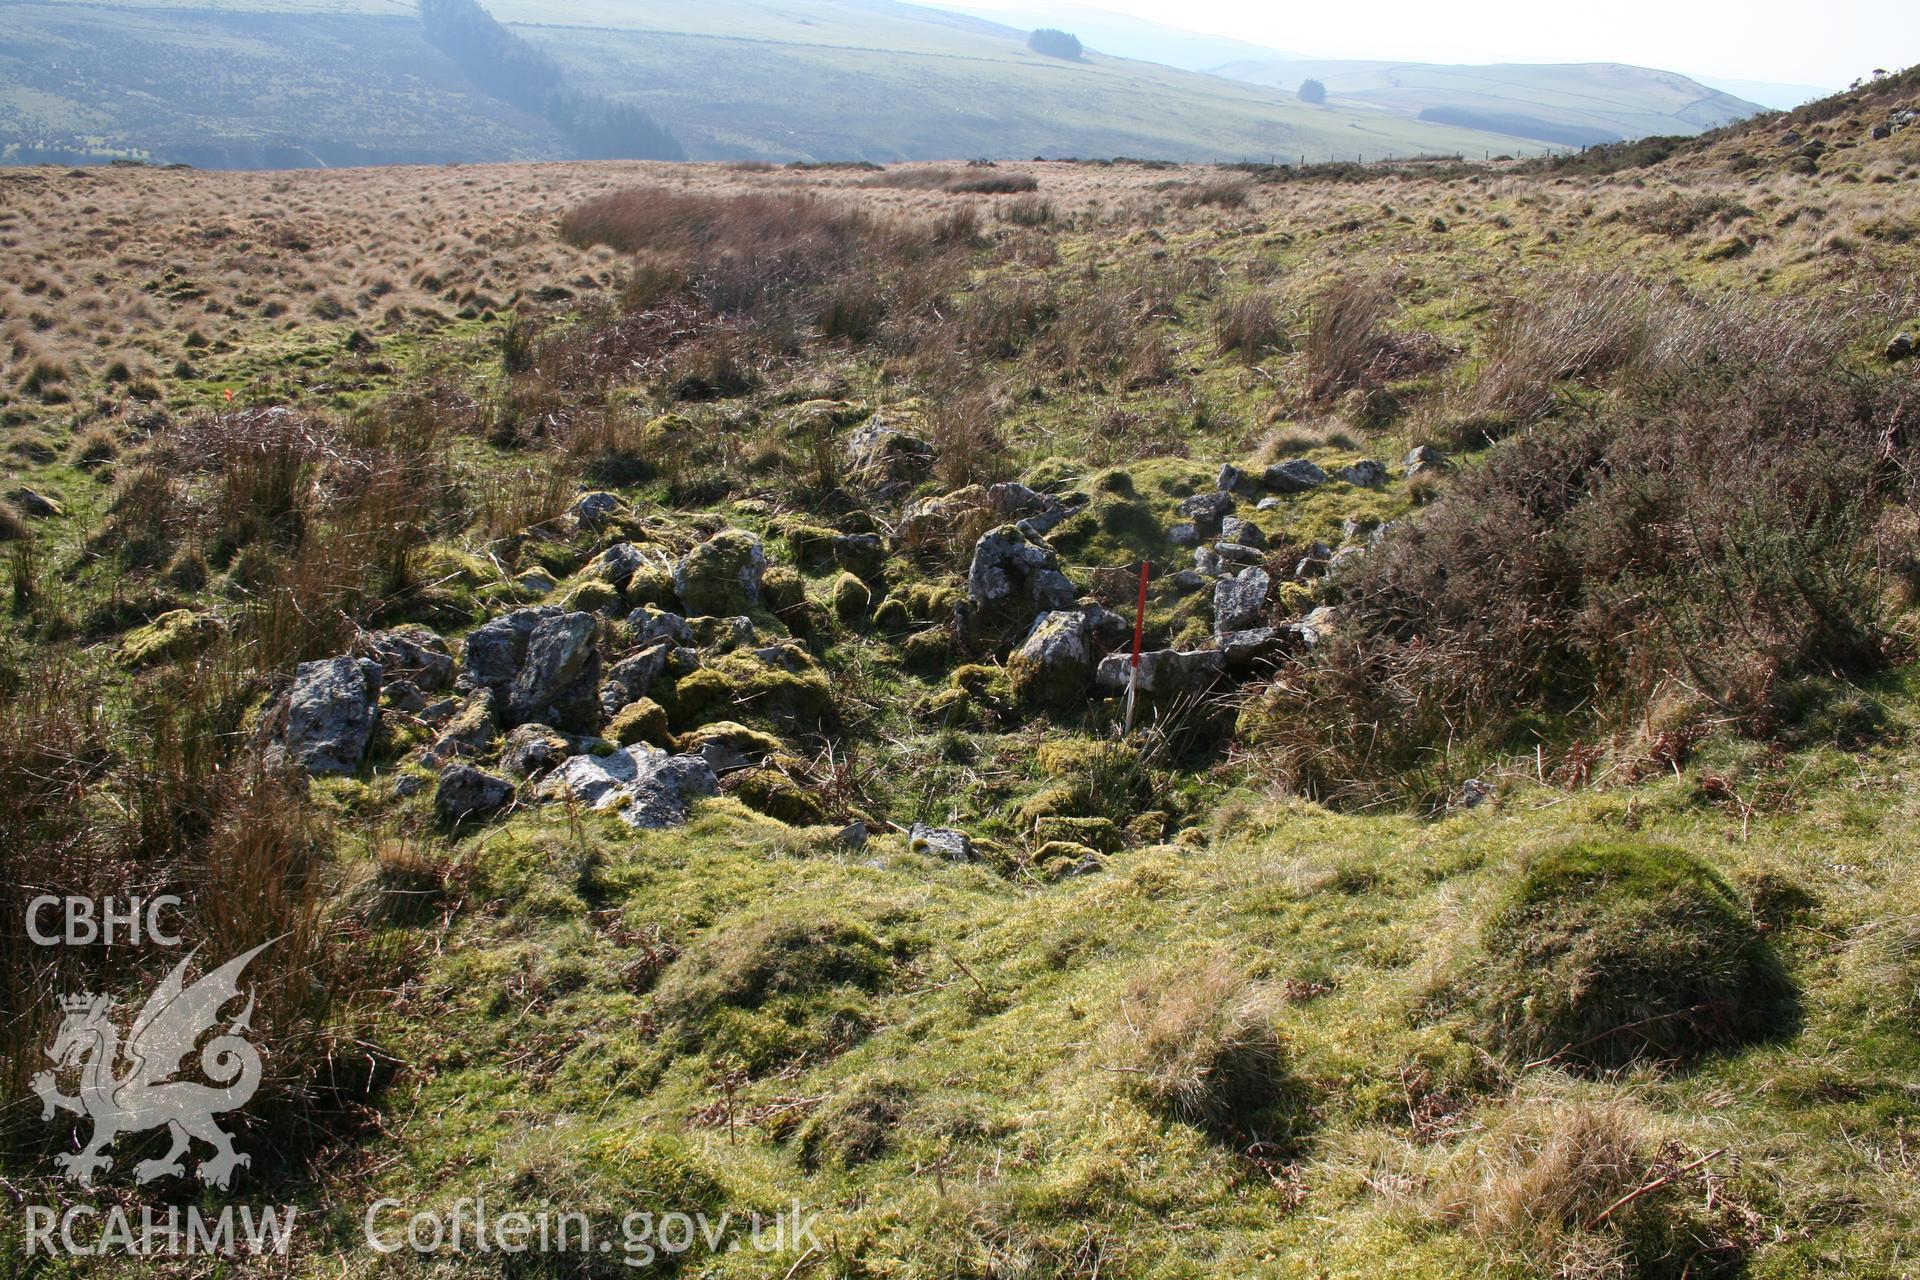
32;941;274;1189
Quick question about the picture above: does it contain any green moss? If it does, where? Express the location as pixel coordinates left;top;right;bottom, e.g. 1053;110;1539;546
901;627;953;673
795;1076;914;1170
678;720;785;760
1033;840;1105;879
831;571;871;623
653;905;899;1071
559;577;621;615
626;565;677;609
777;518;839;568
606;698;676;749
1031;815;1120;852
676;528;766;616
726;766;831;826
1469;838;1794;1072
120;608;222;668
762;565;807;616
663;650;833;735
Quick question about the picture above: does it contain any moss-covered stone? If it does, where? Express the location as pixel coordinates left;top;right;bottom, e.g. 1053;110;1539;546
121;609;223;669
762;565;808;616
1034;840;1105;880
726;766;830;826
1007;610;1092;709
664;648;833;735
626;566;677;609
606;698;676;749
831;572;871;623
660;668;737;729
678;721;785;769
778;519;839;569
1036;738;1139;779
674;529;767;616
559;578;621;615
901;627;953;673
1032;815;1120;852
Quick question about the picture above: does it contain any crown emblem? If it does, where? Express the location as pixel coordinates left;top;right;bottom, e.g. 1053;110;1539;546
59;992;103;1013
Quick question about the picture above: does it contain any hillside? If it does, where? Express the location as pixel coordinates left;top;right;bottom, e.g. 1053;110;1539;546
1212;58;1765;147
4;62;1920;1276
933;0;1309;71
0;0;1548;165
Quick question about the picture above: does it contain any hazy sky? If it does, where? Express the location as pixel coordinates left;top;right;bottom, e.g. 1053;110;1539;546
957;0;1905;88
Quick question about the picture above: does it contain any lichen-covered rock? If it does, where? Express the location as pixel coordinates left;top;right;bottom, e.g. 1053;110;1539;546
1219;517;1266;549
1263;459;1327;493
1405;445;1450;477
1291;605;1337;649
365;625;455;692
1218;627;1289;671
989;481;1078;537
536;744;719;829
674;530;767;617
1213;566;1271;637
424;688;499;765
688;615;757;652
831;533;888;581
435;763;514;822
461;606;561;691
601;641;675;716
967;525;1078;615
569;490;625;529
506;611;601;731
1008;610;1093;708
1175;491;1235;537
121;609;222;669
909;824;975;861
1335;459;1388;487
580;542;653;593
273;655;382;777
499;723;570;778
845;417;934;493
894;485;988;551
1094;648;1224;696
1214;541;1265;567
1289;541;1332;579
626;605;695;648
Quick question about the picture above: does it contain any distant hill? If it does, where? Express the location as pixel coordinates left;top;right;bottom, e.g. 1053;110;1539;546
0;0;1559;167
1696;75;1837;111
930;1;1308;71
491;0;1520;163
1210;59;1766;148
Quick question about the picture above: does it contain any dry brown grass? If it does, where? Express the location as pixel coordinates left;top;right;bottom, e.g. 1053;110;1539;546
1100;955;1292;1135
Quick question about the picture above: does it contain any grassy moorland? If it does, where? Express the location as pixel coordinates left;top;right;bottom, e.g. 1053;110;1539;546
2;67;1920;1280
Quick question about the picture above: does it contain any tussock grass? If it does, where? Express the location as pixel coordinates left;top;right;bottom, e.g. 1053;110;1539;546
1101;955;1294;1136
1463;839;1793;1072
